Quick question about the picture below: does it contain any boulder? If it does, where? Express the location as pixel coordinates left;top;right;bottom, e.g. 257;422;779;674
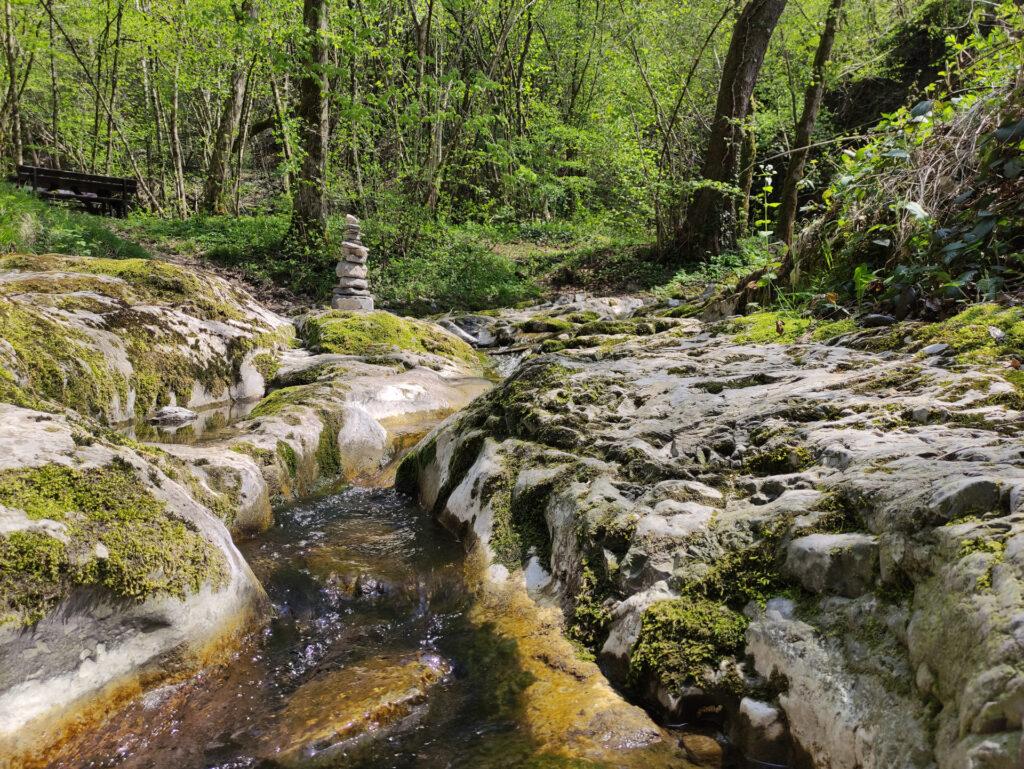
784;533;880;597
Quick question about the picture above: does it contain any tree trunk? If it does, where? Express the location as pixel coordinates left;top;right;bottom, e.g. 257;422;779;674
737;104;757;236
3;0;22;166
201;67;250;213
103;2;124;173
201;2;256;214
168;55;187;216
48;4;59;168
269;74;294;196
776;0;845;282
288;0;330;246
671;0;788;262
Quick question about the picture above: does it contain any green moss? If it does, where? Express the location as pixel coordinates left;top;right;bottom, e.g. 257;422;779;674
252;352;282;383
567;563;612;650
315;411;343;479
0;530;67;626
810;318;858;341
0;298;126;420
629;597;748;692
304;310;477;366
250;384;318;418
0;366;45;410
395;436;438;496
728;311;812;343
808;490;862;533
743;445;814;475
0;461;226;626
959;537;1006;590
229;441;276;463
517;317;576;333
915;304;1023;362
276;440;299;478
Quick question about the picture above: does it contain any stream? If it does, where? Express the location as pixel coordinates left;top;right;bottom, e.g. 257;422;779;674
47;486;649;769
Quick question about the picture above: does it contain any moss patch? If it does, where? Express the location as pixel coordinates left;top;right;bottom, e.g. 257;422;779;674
0;298;126;419
303;310;477;366
743;444;814;475
629;597;748;692
252;352;281;383
0;460;226;626
728;311;813;343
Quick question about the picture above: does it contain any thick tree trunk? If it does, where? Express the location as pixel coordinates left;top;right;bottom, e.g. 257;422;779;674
776;0;845;282
671;0;788;262
289;0;330;246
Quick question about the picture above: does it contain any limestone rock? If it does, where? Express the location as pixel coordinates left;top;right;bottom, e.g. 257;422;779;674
784;533;880;597
398;309;1024;768
335;261;367;279
0;405;265;763
730;697;791;765
332;294;374;312
260;654;450;767
148;405;199;425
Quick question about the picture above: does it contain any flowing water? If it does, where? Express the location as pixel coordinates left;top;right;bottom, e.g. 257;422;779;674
47;487;680;769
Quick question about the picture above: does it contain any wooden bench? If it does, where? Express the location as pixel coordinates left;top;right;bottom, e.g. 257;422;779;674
9;165;138;217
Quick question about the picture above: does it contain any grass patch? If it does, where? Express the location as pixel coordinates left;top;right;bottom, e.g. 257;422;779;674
0;182;148;260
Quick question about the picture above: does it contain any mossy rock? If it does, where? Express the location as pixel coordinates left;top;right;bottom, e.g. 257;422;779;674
0;460;227;627
629;597;748;693
303;310;478;366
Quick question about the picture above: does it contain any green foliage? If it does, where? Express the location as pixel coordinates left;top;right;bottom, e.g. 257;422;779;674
807;1;1024;305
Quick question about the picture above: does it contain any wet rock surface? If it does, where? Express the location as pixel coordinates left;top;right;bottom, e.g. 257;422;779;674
42;488;690;769
400;312;1024;768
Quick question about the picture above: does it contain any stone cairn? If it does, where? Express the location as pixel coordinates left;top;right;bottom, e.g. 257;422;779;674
332;214;374;312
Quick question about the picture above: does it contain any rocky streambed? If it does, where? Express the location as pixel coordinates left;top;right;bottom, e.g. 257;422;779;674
400;303;1024;769
0;256;687;768
3;252;1023;769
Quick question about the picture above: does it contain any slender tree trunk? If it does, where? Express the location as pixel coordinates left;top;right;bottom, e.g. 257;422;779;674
776;0;845;281
47;4;59;168
269;74;294;196
202;67;250;213
737;104;757;236
672;0;788;262
3;0;22;166
168;55;187;216
103;2;123;173
233;60;255;214
289;0;330;246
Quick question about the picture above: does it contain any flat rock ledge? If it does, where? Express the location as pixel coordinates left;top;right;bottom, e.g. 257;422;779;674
399;314;1024;769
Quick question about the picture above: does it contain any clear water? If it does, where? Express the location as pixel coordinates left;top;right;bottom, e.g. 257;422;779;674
46;488;651;769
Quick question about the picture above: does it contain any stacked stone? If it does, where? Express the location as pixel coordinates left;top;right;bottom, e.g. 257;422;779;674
332;214;375;312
